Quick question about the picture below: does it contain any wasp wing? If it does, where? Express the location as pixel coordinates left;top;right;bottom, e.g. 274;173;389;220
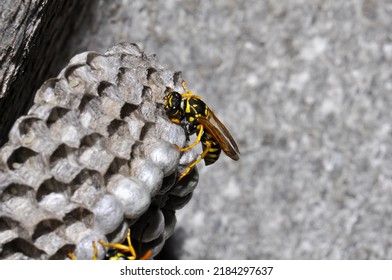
209;110;240;154
198;116;240;161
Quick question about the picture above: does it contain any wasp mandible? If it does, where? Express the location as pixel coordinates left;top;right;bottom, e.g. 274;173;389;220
164;81;240;181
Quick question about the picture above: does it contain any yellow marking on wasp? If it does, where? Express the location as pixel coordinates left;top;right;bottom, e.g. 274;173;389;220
207;153;219;158
185;101;191;113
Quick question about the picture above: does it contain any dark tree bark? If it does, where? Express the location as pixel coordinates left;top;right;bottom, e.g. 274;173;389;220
0;0;90;146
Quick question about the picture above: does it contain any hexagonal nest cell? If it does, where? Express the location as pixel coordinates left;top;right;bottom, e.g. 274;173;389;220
0;43;199;259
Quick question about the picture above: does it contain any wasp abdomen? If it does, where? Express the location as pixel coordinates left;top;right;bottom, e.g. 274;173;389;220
201;133;222;166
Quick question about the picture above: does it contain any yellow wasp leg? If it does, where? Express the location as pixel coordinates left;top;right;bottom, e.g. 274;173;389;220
67;252;77;260
178;124;203;152
181;80;191;92
68;230;152;260
170;118;181;124
181;93;203;100
182;80;193;94
98;229;137;260
181;80;203;99
92;241;99;260
67;241;99;260
178;141;212;182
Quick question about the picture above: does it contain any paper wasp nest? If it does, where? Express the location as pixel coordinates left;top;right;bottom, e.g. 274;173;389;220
0;43;198;259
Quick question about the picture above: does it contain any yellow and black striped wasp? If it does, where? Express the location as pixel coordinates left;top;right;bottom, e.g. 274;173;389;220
67;229;152;260
98;229;152;260
164;81;240;181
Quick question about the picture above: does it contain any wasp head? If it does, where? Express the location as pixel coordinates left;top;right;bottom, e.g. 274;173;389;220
164;91;183;120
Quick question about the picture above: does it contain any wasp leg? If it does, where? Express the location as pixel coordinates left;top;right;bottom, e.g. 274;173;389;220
98;229;137;260
67;251;77;260
92;241;99;260
182;80;190;91
181;80;192;93
170;118;181;124
181;92;203;100
181;80;203;99
139;250;153;260
67;241;99;260
178;124;204;152
178;141;212;182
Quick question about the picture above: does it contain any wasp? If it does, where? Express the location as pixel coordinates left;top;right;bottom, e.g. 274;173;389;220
99;229;152;260
164;81;240;181
67;229;152;260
